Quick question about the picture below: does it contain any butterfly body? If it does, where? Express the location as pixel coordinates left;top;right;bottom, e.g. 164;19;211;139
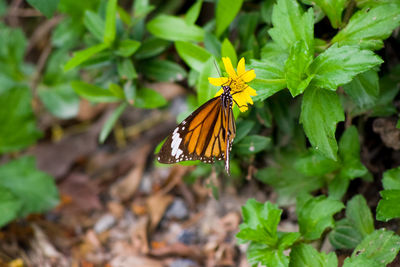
157;85;236;174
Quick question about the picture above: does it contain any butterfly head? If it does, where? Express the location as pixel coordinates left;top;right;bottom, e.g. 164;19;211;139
222;85;231;94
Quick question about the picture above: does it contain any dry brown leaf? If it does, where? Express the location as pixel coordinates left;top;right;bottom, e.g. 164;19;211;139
110;145;151;201
149;242;204;263
373;117;400;150
220;212;241;233
107;201;125;219
110;256;163;267
131;216;150;255
146;194;173;231
85;230;101;250
58;173;102;212
77;100;108;121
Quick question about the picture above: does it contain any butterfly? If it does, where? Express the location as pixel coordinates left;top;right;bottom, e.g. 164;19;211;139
157;84;237;174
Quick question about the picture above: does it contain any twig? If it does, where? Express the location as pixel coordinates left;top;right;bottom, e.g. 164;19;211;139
6;8;42;17
6;0;23;27
26;15;63;54
31;43;52;93
343;0;356;27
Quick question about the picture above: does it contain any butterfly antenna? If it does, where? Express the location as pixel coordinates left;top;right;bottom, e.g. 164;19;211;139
214;60;222;77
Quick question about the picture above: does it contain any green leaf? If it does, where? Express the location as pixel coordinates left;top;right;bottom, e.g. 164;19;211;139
237;199;281;245
269;0;314;51
234;120;255;143
38;84;80;119
134;0;154;18
204;32;221;58
0;156;59;217
104;0;117;44
246;242;289;267
185;0;203;25
328;175;350;200
332;3;400;50
216;0;244;36
0;86;42;154
261;0;275;24
115;39;141;57
356;0;394;8
147;15;204;42
289;243;338;267
300;86;345;160
376;190;400;222
196;57;219;105
117;6;131;25
371;75;400;117
99;103;127;143
382;166;400;190
338;126;368;179
343;70;379;109
237;199;300;267
123;82;136;105
294;149;340;177
307;45;383;91
249;59;287;102
71;81;122;102
117;58;137;80
64;43;109;71
312;0;347;28
0;186;22;227
142;59;187;82
329;219;364;249
134;37;170;60
351;229;400;266
237;12;260;51
346;195;374;237
342;256;381;267
83;10;104;41
256;152;324;205
109;83;125;99
26;0;59;18
261;41;289;62
236;135;271;155
135;87;167;109
221;38;237;67
297;194;344;240
329;194;374;249
284;40;314;97
175;41;212;72
376;166;400;221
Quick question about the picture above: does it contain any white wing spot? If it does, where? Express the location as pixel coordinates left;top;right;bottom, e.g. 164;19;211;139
171;127;183;158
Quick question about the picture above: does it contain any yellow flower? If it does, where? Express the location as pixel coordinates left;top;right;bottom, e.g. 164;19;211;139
208;57;257;112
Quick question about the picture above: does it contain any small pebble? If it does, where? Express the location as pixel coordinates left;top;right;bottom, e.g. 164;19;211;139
169;259;198;267
139;174;152;194
165;198;189;220
178;229;198;245
94;214;116;233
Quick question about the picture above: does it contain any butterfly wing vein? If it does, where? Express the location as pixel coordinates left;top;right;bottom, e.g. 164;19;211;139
158;96;235;165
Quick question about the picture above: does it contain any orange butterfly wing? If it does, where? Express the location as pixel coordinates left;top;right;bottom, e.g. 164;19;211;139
157;93;235;174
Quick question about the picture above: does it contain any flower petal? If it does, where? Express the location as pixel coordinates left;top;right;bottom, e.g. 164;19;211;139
208;77;229;86
245;86;257;96
232;91;251;111
237;57;246;76
222;57;237;78
241;69;256;83
214;88;223;97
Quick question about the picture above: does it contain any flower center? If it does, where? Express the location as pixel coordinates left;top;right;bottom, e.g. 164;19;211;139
229;78;246;92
